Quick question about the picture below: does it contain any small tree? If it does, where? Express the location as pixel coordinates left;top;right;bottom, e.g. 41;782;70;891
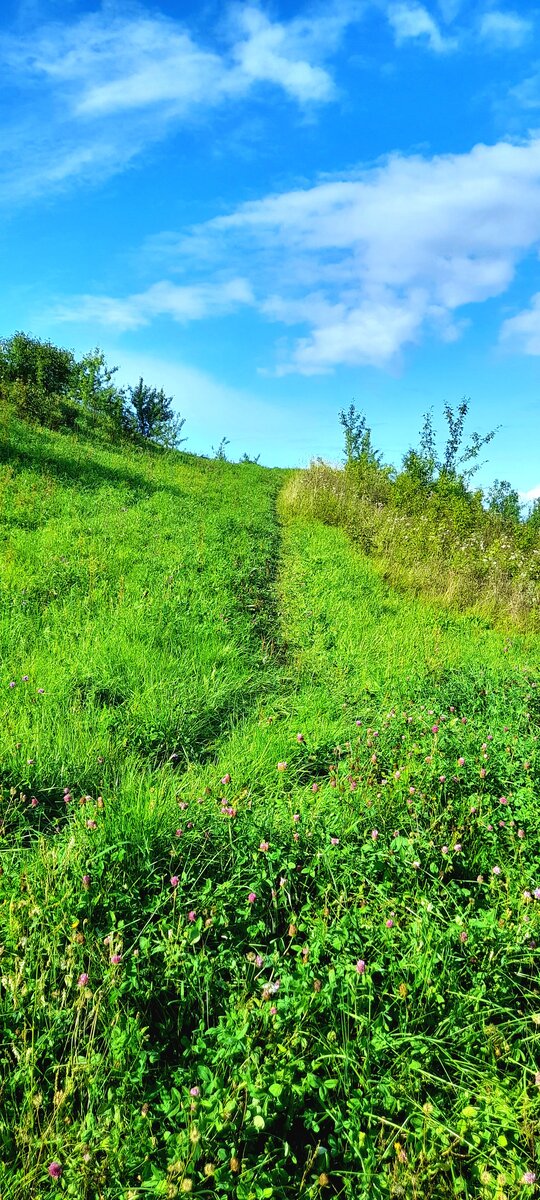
338;403;381;467
212;437;230;461
128;377;185;446
402;399;499;490
486;480;521;523
72;348;128;439
0;331;78;427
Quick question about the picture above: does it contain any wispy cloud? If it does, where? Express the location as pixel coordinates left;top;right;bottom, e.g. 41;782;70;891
65;137;540;374
53;278;254;331
0;3;362;202
387;3;457;52
520;482;540;502
153;136;540;373
499;291;540;354
478;10;533;49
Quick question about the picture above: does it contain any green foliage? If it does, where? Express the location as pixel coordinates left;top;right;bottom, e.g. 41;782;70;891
339;402;382;467
486;480;522;523
0;331;79;429
212;436;231;460
1;410;539;1198
402;400;499;490
128;376;185;446
72;348;128;440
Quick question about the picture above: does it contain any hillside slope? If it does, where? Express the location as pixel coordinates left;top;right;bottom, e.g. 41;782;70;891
1;420;539;1200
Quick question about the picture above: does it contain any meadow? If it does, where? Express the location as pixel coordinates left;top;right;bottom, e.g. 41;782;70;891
1;407;539;1199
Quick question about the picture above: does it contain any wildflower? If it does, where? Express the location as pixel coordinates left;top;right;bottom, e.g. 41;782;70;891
441;845;449;855
311;782;319;792
296;733;304;742
178;801;188;810
203;1164;216;1177
277;761;287;771
371;829;379;840
255;954;264;967
499;796;508;805
460;931;468;943
413;860;420;869
409;786;415;795
457;757;465;767
454;843;462;852
439;775;446;783
480;768;486;778
82;875;90;888
386;919;394;928
86;819;97;829
535;1072;540;1087
492;866;501;876
48;1163;62;1178
30;797;38;808
356;959;366;974
431;724;439;734
22;675;29;681
293;812;300;822
189;1086;200;1097
187;909;196;923
248;892;256;903
221;773;231;785
534;888;540;900
175;828;183;837
330;837;339;845
518;829;525;838
259;840;269;852
77;973;89;987
170;876;179;888
521;1172;536;1186
8;681;15;688
37;688;45;694
110;953;122;964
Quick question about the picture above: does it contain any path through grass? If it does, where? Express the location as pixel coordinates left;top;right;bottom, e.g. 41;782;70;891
1;423;539;1199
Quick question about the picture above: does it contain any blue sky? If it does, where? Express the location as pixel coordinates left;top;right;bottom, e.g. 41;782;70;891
2;0;540;495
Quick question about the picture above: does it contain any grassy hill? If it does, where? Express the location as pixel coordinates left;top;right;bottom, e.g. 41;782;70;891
1;414;539;1199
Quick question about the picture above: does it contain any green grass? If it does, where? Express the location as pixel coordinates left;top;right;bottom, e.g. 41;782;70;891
1;417;539;1199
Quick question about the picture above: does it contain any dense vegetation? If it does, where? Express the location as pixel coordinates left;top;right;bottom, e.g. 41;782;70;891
1;346;539;1198
285;403;540;631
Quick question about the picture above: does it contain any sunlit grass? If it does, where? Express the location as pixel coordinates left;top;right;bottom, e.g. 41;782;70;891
1;417;539;1199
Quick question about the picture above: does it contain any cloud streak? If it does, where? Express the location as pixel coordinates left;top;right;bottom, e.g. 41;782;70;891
165;136;540;372
0;3;363;202
57;136;540;374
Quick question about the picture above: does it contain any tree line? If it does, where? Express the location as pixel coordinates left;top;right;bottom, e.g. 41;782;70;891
0;331;186;449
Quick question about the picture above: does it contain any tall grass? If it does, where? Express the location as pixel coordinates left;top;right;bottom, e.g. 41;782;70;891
280;460;540;631
1;417;539;1198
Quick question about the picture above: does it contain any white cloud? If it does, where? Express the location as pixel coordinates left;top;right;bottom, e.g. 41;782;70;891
54;278;254;331
520;482;540;502
387;3;456;51
166;136;540;372
510;70;540;108
478;10;532;49
499;291;540;354
0;3;361;201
